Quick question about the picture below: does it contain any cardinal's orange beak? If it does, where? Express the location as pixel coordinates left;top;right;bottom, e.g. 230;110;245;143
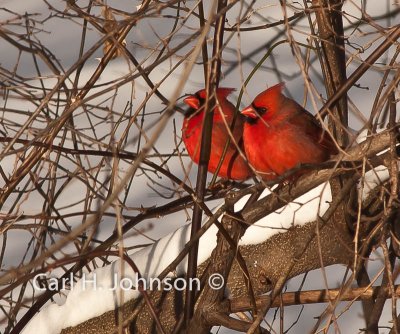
241;105;258;119
183;95;200;109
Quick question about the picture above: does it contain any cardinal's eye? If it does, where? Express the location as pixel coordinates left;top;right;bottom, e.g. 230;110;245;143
195;93;203;103
252;103;267;115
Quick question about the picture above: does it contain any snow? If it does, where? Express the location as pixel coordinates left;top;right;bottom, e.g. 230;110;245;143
354;128;394;200
23;263;138;333
240;182;332;245
20;146;393;334
1;1;397;333
21;225;218;334
359;165;390;199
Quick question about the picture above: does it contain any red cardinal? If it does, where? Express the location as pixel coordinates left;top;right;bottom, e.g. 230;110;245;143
241;83;338;180
182;88;252;180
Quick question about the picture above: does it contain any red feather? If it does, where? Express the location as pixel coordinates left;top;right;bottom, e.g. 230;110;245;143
241;83;337;180
182;88;252;180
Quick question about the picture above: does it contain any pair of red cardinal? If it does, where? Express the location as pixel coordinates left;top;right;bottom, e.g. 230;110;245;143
181;83;338;181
